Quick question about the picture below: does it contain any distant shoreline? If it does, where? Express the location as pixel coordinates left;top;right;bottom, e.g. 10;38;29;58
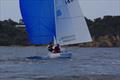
0;45;119;48
0;16;120;47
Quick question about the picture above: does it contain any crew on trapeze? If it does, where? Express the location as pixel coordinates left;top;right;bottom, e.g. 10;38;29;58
48;42;61;53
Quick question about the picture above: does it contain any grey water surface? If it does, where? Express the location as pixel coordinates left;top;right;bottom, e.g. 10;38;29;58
0;46;120;80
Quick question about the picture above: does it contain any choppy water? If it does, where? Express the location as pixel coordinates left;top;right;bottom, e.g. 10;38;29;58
0;47;120;80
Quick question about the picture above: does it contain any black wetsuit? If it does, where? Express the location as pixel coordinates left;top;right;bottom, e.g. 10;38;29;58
48;45;53;52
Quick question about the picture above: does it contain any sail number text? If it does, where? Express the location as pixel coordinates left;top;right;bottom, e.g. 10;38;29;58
65;0;74;4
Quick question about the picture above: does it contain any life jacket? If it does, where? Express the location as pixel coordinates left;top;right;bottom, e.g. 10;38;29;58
53;46;61;53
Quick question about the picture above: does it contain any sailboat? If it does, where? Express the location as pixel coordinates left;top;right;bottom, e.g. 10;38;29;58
20;0;92;60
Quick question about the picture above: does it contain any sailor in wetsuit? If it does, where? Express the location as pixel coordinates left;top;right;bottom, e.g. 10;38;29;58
48;42;53;52
48;42;61;53
53;44;61;53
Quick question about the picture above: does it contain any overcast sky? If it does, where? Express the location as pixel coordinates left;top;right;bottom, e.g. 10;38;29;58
0;0;120;22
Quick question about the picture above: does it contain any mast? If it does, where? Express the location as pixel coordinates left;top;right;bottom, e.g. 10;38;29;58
53;0;58;44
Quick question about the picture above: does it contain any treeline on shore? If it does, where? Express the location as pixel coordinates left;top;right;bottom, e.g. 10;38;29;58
0;19;28;46
0;16;120;47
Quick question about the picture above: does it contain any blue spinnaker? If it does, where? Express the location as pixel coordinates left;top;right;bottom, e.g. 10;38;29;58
20;0;55;44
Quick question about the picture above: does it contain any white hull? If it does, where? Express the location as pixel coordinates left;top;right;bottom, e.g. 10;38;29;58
48;51;72;59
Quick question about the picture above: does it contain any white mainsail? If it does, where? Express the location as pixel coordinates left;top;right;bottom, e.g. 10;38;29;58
55;0;92;45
